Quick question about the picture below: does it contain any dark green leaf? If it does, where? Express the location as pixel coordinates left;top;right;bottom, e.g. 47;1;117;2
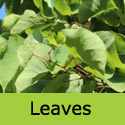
5;0;21;15
107;68;125;92
42;73;69;93
21;79;50;93
97;10;120;27
19;0;39;14
33;29;43;43
78;0;116;23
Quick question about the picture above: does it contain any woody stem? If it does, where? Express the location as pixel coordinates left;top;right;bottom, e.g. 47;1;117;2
62;57;74;68
33;54;51;62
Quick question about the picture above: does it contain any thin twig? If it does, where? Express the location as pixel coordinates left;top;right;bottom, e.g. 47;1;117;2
48;46;55;61
71;22;90;29
62;57;74;68
64;77;82;82
73;58;80;65
35;22;46;25
75;66;89;76
33;54;51;62
99;87;105;93
96;86;111;89
34;54;68;68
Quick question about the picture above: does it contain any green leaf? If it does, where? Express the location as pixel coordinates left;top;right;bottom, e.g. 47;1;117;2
25;23;53;34
91;18;110;31
17;36;34;68
52;0;73;15
15;42;54;93
95;31;114;50
97;10;120;27
94;32;115;79
43;73;97;93
114;0;124;10
66;0;80;13
5;0;21;15
118;24;125;34
81;79;97;93
10;10;40;34
50;45;76;74
85;43;115;80
109;44;125;68
0;32;10;40
33;29;43;43
96;31;125;69
21;79;50;93
2;14;20;32
104;52;115;79
19;0;39;14
0;36;8;56
56;74;97;93
119;55;125;64
54;45;75;68
94;31;116;78
56;74;84;93
118;10;125;25
47;31;66;46
0;0;124;93
50;22;66;33
107;68;125;92
117;0;125;25
33;0;53;8
78;0;116;23
15;57;49;93
0;36;24;91
33;43;56;67
37;0;56;19
42;73;69;93
62;28;107;75
113;32;125;55
33;0;40;8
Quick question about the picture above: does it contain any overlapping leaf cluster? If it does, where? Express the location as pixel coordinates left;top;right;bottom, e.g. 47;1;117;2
0;0;125;93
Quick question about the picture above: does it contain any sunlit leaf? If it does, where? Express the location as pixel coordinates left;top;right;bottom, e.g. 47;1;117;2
0;36;24;92
52;0;73;15
62;28;107;75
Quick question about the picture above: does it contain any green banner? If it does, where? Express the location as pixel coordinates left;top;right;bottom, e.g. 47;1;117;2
0;94;124;125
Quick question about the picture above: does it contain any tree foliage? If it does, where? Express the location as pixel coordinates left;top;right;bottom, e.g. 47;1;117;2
0;0;125;93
